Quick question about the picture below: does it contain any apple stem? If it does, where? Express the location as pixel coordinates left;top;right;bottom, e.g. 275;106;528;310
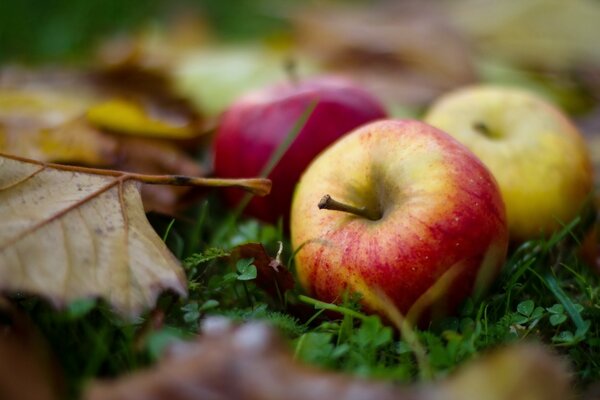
473;122;495;138
284;57;299;86
318;194;382;221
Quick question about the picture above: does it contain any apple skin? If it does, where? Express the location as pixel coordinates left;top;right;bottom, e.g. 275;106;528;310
213;76;387;224
425;85;593;242
290;120;508;321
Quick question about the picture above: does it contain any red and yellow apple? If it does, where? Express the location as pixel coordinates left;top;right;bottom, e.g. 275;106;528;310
291;120;508;321
425;85;593;242
213;76;387;224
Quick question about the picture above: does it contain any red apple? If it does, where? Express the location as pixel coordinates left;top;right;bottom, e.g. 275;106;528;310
291;120;508;322
213;76;387;224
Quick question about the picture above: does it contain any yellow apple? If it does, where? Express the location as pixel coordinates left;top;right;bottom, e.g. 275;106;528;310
425;85;593;241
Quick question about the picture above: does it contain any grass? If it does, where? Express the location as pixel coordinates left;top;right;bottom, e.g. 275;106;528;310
17;195;600;399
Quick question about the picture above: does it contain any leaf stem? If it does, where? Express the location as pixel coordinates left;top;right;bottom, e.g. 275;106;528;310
0;152;271;196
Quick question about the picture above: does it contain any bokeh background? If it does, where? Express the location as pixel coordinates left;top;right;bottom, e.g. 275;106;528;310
3;0;600;113
3;0;600;204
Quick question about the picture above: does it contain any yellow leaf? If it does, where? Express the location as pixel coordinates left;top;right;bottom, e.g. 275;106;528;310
0;88;117;166
0;153;270;318
87;98;200;139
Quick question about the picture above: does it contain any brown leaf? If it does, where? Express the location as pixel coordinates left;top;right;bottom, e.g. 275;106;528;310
95;12;210;73
0;298;64;400
0;153;270;317
293;2;476;107
230;243;295;299
85;319;572;400
93;34;209;139
0;85;118;166
0;66;214;214
95;16;310;116
447;0;600;70
430;343;572;400
85;318;405;400
112;137;205;214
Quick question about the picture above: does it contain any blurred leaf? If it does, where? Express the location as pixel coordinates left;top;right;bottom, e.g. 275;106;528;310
435;343;572;400
293;3;476;107
96;15;306;116
550;313;567;326
0;298;64;400
0;66;214;215
85;319;573;400
87;98;204;139
448;0;600;69
173;45;314;115
0;87;118;165
110;137;205;214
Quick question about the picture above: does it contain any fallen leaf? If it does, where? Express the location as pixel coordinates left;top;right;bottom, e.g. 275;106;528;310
85;318;572;400
447;0;600;70
431;343;571;400
94;42;209;143
0;298;64;400
293;2;476;107
95;12;210;73
111;137;205;214
0;85;117;166
0;153;271;317
87;97;203;139
0;66;214;213
95;14;301;116
230;243;295;299
172;45;313;116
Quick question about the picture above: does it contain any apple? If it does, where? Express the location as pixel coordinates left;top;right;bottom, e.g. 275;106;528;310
213;76;387;224
424;85;593;242
290;120;508;321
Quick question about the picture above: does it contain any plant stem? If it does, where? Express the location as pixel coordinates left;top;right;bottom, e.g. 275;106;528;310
298;295;368;320
0;152;272;196
318;194;381;221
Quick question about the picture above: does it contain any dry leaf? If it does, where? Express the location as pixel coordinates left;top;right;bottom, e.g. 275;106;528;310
111;137;205;214
0;85;117;166
430;343;572;400
230;243;295;299
0;298;64;400
85;318;404;400
87;97;203;139
0;66;213;213
95;14;301;116
0;153;270;317
96;12;210;72
293;2;476;107
85;318;572;400
447;0;600;69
